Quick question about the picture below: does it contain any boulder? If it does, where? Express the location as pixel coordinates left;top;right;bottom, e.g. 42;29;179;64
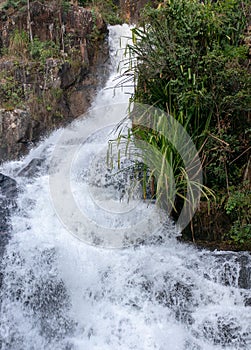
18;158;43;177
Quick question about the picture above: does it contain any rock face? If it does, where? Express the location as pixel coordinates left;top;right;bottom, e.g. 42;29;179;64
0;173;17;199
0;1;109;163
0;172;17;250
0;109;33;161
0;0;158;163
119;0;156;22
0;1;107;52
0;173;17;276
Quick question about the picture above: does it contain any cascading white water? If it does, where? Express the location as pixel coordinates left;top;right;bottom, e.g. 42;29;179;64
0;25;251;350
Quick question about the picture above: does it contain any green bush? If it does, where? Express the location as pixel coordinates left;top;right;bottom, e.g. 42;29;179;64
225;187;251;244
117;0;250;243
0;74;24;108
2;0;26;10
29;37;60;63
80;0;123;25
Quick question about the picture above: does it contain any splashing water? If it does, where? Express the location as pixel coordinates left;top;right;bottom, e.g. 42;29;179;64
0;25;250;350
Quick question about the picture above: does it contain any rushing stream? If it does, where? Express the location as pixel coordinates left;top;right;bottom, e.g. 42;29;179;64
0;25;251;350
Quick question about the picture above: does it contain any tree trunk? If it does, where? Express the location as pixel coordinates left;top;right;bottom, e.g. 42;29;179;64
27;0;33;42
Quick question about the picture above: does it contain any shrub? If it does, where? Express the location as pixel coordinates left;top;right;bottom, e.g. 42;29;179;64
29;37;60;63
116;0;251;242
8;29;29;57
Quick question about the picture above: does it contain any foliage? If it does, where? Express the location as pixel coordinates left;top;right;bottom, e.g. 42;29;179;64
110;106;215;223
8;29;29;57
0;73;24;108
117;0;250;243
0;0;109;114
61;0;71;13
129;0;250;136
2;0;26;10
224;186;251;244
0;58;65;113
80;0;123;25
0;26;63;108
29;37;60;63
229;222;251;245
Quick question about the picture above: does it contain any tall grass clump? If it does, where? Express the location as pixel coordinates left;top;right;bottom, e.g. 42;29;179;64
8;29;29;58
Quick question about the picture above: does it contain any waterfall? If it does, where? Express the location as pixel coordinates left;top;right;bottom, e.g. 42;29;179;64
0;25;251;350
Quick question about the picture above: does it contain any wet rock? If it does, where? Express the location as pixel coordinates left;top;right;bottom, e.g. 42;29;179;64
59;62;79;90
244;296;251;306
17;158;43;177
155;280;196;324
199;316;247;347
0;199;12;233
0;171;17;256
0;173;17;263
0;174;17;219
0;248;76;346
0;174;17;293
238;254;251;289
0;109;32;163
0;173;17;198
0;229;10;284
209;252;251;289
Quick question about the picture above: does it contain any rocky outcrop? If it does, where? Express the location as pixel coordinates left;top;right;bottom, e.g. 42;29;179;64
119;0;156;22
0;1;109;162
0;1;107;52
0;109;33;161
0;0;160;163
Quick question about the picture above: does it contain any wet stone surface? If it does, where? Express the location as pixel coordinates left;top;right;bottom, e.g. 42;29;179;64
17;158;44;177
0;173;17;288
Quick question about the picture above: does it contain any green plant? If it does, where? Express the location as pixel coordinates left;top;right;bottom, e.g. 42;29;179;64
115;0;250;242
229;223;251;245
0;73;24;108
109;106;215;225
29;37;60;63
6;30;61;63
128;0;250;135
225;186;251;244
2;0;26;10
81;0;123;25
61;0;70;12
8;29;29;57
